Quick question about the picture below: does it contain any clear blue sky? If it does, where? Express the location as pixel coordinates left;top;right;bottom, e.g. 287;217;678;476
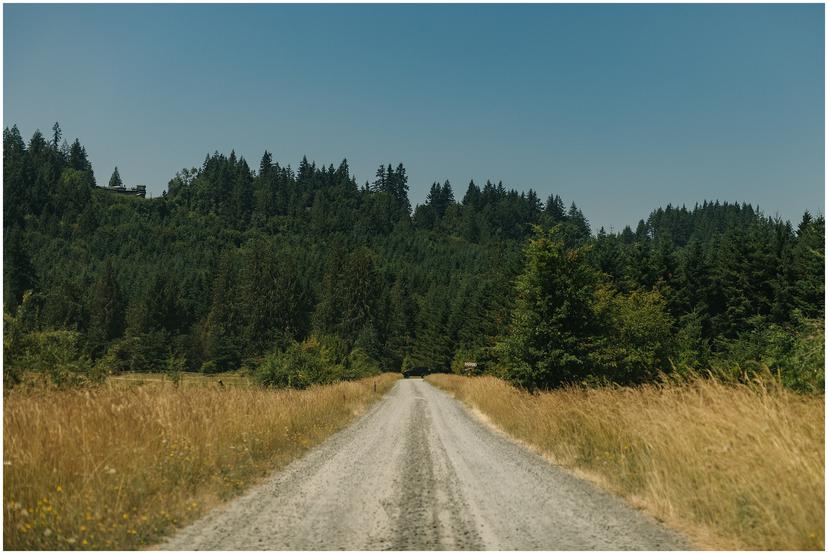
4;4;824;231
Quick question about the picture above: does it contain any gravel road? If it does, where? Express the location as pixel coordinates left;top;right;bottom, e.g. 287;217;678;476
159;379;689;550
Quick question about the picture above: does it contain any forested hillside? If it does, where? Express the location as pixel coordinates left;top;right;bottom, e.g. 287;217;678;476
3;124;824;390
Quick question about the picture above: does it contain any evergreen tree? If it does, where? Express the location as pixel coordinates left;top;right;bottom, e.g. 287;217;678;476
3;125;29;228
202;252;243;371
108;166;123;188
3;229;36;312
86;259;125;358
259;150;273;176
69;139;91;172
792;213;825;318
51;122;62;151
386;275;417;367
498;226;599;389
544;194;566;221
373;165;387;192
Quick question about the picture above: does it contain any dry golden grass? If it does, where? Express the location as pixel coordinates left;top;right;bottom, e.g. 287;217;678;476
19;370;256;390
105;371;255;389
3;373;399;550
427;374;824;550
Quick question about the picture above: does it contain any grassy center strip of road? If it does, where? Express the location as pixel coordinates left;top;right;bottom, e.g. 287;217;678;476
426;374;824;551
3;373;399;550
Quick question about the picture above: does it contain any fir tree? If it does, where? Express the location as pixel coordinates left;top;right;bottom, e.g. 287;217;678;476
108;166;123;188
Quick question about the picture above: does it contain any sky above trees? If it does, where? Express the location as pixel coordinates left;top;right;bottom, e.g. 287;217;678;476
4;3;823;231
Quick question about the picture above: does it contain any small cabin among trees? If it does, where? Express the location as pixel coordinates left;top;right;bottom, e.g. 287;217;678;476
98;183;147;198
97;166;147;197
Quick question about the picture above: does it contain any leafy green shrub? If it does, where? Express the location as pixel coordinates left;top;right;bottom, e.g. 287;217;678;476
256;336;380;388
94;340;133;375
779;320;824;392
165;352;186;387
711;317;824;392
345;346;380;380
315;334;350;366
671;310;711;372
90;333;178;375
4;291;38;388
256;339;332;389
22;330;95;387
589;286;673;383
4;292;102;388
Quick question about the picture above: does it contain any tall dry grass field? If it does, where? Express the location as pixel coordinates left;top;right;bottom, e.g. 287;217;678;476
427;374;824;550
4;373;399;550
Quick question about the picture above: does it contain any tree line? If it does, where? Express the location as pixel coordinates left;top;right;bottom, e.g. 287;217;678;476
3;123;824;391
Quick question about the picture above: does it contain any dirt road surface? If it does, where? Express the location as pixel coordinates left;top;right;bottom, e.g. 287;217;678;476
159;379;689;550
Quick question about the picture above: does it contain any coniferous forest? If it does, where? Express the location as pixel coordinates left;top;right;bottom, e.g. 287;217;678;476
3;123;824;391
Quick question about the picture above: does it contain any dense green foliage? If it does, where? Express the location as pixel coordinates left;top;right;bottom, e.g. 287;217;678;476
3;123;824;390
